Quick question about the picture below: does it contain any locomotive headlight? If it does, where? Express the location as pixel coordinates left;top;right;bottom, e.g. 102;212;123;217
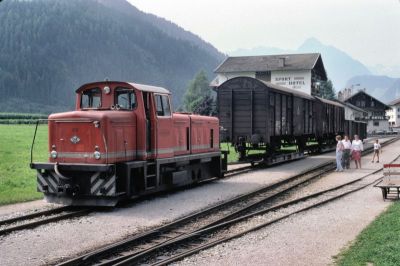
51;150;58;159
94;151;101;160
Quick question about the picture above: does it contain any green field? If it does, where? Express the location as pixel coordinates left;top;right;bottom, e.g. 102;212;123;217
0;124;48;205
335;202;400;266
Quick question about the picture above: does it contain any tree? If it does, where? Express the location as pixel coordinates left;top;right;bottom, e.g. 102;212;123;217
317;79;336;100
183;70;215;115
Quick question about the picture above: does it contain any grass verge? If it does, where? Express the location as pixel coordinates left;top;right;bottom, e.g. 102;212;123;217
0;124;47;205
335;202;400;266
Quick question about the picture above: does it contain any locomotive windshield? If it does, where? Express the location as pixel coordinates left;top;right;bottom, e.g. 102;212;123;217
115;87;136;110
81;87;101;109
155;94;171;116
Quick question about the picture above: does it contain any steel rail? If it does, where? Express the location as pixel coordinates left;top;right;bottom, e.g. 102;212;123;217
0;206;71;226
0;208;90;236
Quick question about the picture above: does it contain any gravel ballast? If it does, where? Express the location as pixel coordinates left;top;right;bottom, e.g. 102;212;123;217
174;141;400;266
0;138;396;265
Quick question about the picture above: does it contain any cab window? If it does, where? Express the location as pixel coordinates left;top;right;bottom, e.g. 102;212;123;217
115;87;136;110
81;88;101;109
155;94;171;117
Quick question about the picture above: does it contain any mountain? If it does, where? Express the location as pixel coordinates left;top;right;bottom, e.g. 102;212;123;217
229;38;371;91
0;0;225;113
346;75;400;104
298;38;371;90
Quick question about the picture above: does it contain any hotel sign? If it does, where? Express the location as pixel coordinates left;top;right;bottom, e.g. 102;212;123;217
271;70;312;95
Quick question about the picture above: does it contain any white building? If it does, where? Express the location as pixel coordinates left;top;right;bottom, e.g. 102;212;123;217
210;53;327;96
387;98;400;128
343;90;390;133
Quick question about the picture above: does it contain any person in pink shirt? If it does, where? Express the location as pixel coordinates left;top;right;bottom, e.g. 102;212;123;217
351;135;364;169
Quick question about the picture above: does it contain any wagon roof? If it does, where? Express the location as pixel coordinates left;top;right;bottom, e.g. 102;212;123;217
215;53;327;79
259;80;315;100
315;96;344;107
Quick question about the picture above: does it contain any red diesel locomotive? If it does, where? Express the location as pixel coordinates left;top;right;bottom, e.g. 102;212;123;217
31;81;227;206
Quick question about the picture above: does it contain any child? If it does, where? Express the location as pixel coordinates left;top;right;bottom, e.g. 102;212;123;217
371;139;381;163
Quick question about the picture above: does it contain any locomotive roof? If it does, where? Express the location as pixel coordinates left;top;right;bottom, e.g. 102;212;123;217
129;83;170;94
215;53;327;80
76;81;170;94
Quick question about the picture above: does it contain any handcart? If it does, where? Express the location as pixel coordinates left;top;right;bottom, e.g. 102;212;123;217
375;164;400;200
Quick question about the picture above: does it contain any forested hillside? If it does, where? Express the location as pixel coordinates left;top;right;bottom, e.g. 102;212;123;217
0;0;224;113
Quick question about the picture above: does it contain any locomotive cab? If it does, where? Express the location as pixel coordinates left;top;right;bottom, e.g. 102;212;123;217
31;81;225;206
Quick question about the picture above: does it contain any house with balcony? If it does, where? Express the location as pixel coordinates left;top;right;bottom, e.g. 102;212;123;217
342;90;390;133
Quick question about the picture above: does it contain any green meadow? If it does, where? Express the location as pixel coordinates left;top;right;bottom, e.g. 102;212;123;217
336;202;400;266
0;124;48;205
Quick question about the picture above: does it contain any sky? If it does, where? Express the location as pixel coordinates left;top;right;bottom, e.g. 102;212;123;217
127;0;400;69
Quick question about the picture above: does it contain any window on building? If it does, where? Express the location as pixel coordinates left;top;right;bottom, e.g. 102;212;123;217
155;94;171;117
371;100;374;107
397;115;400;119
81;87;101;109
373;121;379;127
398;108;400;112
115;87;136;110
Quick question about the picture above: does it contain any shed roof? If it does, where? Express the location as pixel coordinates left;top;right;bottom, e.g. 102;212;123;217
387;98;400;106
215;53;325;75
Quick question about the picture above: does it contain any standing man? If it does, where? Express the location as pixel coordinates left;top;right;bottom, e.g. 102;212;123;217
342;135;352;169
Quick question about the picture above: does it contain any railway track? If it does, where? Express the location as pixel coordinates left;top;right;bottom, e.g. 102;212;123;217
56;137;399;266
57;161;334;266
0;207;90;236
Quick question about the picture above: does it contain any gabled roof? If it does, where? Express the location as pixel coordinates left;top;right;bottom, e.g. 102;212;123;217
387;98;400;106
214;53;327;79
344;90;390;110
339;101;368;114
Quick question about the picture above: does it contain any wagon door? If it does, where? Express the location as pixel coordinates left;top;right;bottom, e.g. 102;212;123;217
232;90;252;141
